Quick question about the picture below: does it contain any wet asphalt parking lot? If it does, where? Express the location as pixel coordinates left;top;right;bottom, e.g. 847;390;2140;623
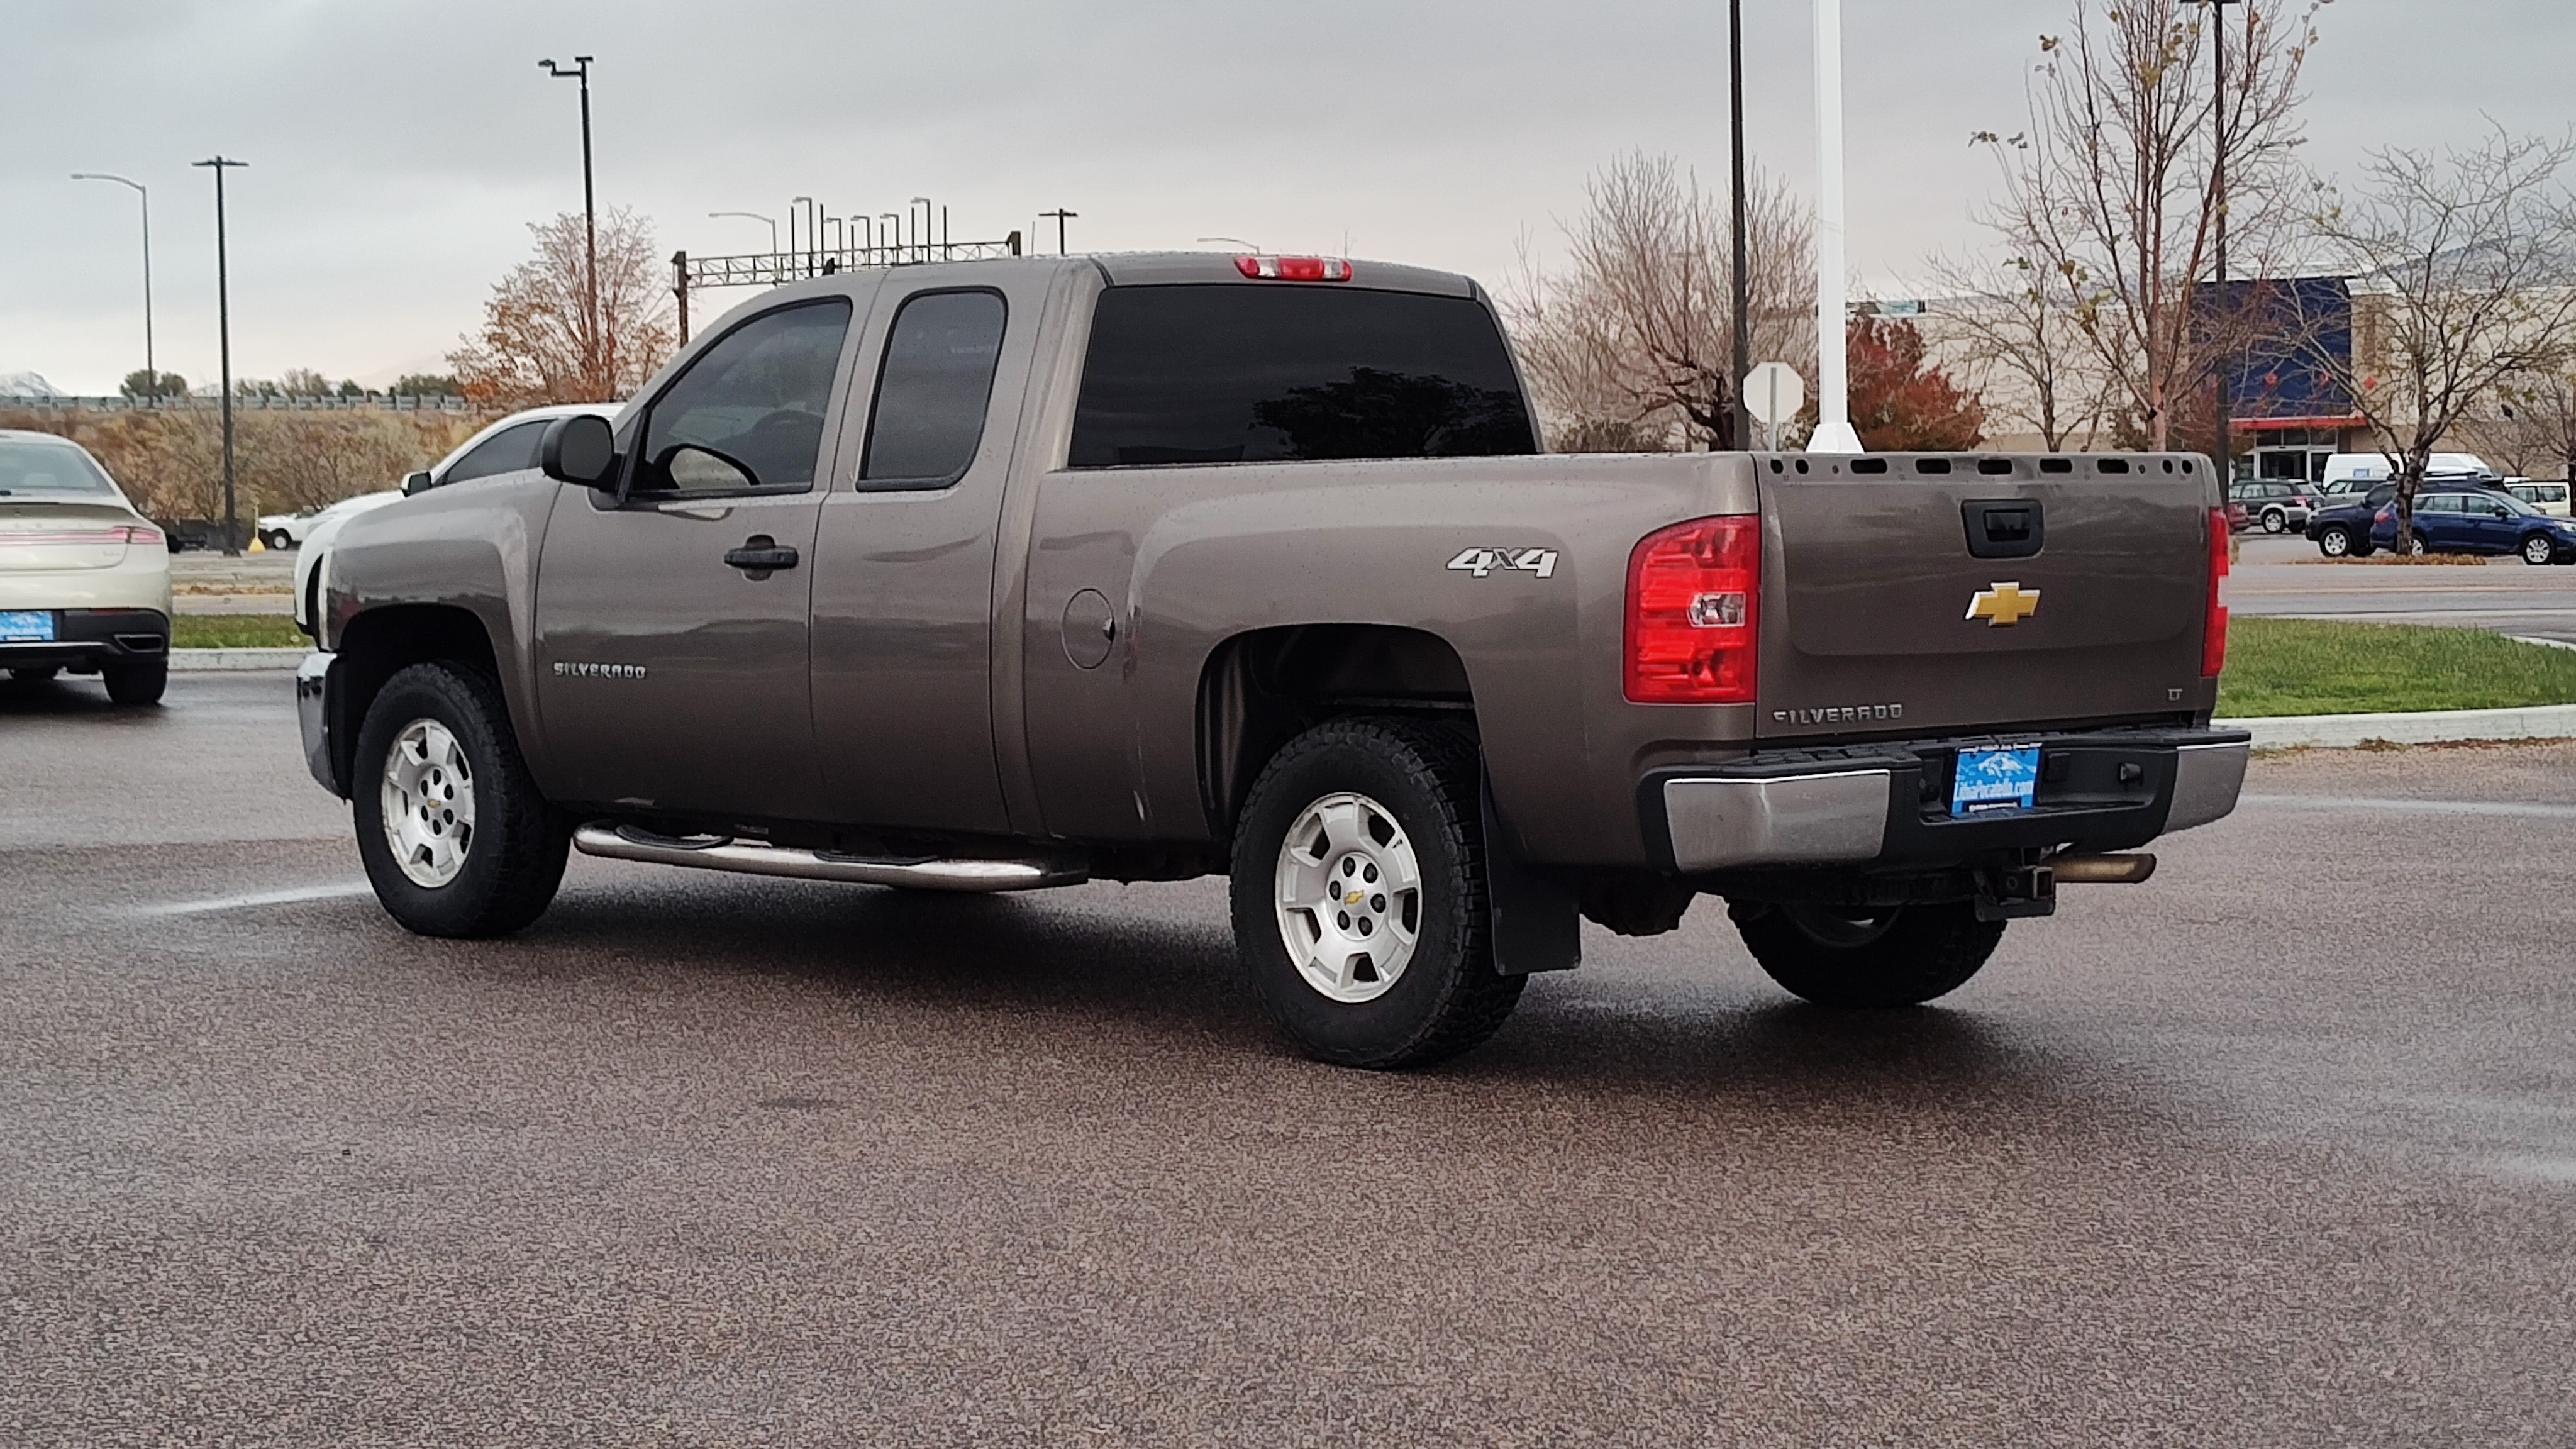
4;670;2573;1445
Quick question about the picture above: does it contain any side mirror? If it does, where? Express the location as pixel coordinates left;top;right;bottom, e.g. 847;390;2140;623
657;443;758;494
401;470;434;497
539;414;617;487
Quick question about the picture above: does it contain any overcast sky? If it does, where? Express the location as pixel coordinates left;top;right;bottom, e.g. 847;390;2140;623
6;0;2570;394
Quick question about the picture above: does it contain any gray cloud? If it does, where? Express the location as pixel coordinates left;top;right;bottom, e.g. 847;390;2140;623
7;0;2570;392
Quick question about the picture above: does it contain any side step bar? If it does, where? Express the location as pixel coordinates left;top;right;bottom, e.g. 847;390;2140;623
573;823;1088;894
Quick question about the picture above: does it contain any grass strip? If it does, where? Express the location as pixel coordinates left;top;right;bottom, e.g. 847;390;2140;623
172;614;309;650
2220;618;2576;717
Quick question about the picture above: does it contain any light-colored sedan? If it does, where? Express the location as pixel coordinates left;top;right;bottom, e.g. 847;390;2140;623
294;404;618;635
0;428;174;704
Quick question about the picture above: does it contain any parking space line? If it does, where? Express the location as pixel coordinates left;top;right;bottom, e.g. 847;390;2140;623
132;882;375;916
2240;794;2576;820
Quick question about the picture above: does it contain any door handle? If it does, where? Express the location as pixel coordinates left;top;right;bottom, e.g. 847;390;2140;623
723;535;800;575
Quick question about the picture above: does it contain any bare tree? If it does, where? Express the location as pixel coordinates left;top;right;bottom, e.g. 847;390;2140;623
450;207;676;407
1978;0;2326;452
2289;130;2576;547
1503;153;1816;451
1926;251;2118;450
2490;365;2576;482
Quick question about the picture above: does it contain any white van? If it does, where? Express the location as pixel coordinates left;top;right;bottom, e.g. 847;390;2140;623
2506;480;2573;518
2314;452;2497;503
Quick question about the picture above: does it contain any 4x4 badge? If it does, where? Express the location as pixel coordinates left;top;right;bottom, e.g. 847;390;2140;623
1967;582;2041;626
1446;547;1558;579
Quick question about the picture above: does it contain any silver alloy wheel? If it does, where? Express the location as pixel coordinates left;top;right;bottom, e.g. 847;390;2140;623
1274;791;1423;1004
2525;535;2555;565
2410;534;2430;557
2321;528;2351;557
2262;509;2286;533
380;717;475;888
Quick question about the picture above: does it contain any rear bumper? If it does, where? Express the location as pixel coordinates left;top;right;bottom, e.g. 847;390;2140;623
0;608;169;672
1645;726;2250;874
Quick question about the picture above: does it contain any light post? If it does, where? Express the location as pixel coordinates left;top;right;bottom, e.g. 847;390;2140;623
538;55;598;387
880;214;902;264
911;197;931;262
71;173;155;404
1728;0;1751;451
1041;209;1079;257
192;156;248;556
2207;0;2237;479
791;196;815;275
709;210;777;255
1806;0;1863;453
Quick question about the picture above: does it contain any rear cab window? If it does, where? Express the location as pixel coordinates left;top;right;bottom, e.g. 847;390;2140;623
1067;285;1537;468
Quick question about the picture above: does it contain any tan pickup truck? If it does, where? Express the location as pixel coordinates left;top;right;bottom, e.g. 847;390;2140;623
299;252;2246;1067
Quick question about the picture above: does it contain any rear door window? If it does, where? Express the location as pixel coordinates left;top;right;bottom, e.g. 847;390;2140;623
1067;285;1537;468
859;289;1008;488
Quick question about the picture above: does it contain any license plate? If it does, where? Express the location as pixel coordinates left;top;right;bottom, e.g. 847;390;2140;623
0;610;55;643
1952;746;2041;817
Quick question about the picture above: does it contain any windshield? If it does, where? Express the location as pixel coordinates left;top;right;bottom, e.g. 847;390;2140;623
0;437;122;501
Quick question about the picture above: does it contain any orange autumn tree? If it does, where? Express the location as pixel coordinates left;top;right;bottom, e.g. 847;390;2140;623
1848;315;1987;450
450;207;675;407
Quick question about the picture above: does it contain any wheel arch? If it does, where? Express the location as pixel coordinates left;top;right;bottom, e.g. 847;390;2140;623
328;604;510;798
1194;623;1477;838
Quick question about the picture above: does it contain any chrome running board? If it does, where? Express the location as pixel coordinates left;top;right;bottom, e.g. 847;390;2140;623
573;823;1087;894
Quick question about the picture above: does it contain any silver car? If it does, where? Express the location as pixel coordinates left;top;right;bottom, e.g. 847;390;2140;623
0;430;174;703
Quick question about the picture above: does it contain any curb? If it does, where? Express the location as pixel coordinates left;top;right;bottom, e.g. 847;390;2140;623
2219;703;2576;750
169;647;309;672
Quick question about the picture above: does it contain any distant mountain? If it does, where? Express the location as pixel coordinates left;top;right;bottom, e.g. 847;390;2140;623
0;371;64;399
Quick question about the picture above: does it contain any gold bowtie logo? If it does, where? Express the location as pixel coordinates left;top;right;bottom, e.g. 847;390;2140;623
1967;582;2041;626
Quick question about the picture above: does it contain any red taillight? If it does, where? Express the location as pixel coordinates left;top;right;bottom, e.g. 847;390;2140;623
1626;516;1760;704
2202;506;2230;678
0;525;161;548
118;524;162;548
1233;255;1353;282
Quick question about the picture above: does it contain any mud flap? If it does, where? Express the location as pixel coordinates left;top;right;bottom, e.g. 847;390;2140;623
1480;769;1580;975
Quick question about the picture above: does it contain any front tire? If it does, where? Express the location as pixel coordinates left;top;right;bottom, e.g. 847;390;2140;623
2318;525;2355;558
2262;508;2287;533
1229;718;1524;1069
1728;899;2004;1008
2523;534;2558;566
102;657;167;706
353;661;569;938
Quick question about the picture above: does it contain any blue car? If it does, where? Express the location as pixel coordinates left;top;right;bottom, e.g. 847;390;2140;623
2368;486;2576;565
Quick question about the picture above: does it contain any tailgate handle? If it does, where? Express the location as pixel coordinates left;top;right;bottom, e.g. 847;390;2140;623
1963;499;2045;560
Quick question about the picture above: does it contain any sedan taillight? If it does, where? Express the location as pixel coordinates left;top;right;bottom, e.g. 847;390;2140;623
1626;516;1760;704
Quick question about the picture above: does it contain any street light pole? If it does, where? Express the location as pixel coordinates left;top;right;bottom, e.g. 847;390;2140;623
1727;0;1752;452
192;156;248;556
2209;0;2236;480
1806;0;1863;453
709;210;778;255
539;56;598;389
1041;209;1077;257
72;173;155;404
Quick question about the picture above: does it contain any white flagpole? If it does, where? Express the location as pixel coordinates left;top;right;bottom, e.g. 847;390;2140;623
1807;0;1864;453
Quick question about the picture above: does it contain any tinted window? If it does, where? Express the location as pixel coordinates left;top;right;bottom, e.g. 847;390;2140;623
860;290;1007;486
440;420;551;486
2418;494;2462;513
0;437;119;500
640;299;852;494
1067;285;1536;469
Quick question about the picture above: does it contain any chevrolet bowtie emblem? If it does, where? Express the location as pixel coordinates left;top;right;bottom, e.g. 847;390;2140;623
1967;582;2041;626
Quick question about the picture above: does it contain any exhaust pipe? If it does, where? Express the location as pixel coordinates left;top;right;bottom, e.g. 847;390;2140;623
2049;853;2157;885
574;823;1086;893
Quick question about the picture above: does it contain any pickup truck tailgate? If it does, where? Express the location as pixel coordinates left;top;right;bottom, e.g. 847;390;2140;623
1758;457;2216;738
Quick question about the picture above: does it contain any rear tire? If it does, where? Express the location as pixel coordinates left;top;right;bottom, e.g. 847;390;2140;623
102;657;167;706
2408;533;2431;557
1229;718;1524;1069
353;661;570;938
2319;525;2355;558
1729;899;2004;1008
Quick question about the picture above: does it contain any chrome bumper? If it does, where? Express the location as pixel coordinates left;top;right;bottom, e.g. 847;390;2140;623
1663;770;1892;872
296;651;345;797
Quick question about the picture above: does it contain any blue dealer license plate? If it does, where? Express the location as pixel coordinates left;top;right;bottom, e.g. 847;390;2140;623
0;610;55;643
1952;746;2041;817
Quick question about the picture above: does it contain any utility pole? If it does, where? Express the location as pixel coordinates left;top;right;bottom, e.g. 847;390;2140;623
192;156;248;555
72;174;155;404
1806;0;1863;453
539;56;598;391
1040;209;1077;257
1727;0;1752;452
2209;0;2236;480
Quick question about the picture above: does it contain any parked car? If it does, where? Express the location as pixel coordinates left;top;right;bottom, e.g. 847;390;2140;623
297;252;2246;1069
292;403;618;636
256;508;323;552
2370;486;2576;564
2305;483;2399;557
2504;480;2572;519
0;428;172;703
2228;479;2318;533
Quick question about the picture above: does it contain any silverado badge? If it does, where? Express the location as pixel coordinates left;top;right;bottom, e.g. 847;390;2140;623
1966;582;2041;627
